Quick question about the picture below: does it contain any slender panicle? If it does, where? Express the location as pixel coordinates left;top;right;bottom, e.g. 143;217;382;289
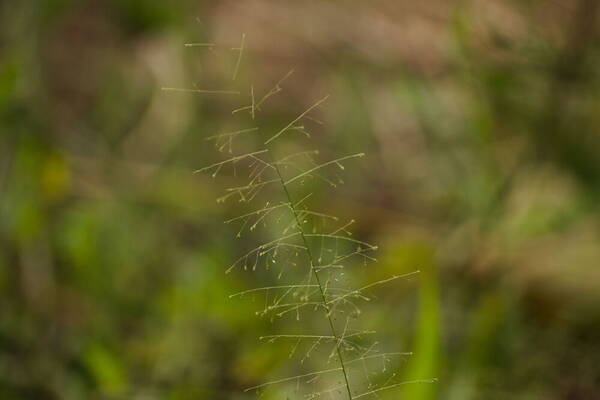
171;34;432;399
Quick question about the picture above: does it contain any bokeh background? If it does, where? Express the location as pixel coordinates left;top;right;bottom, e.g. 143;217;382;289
1;0;600;399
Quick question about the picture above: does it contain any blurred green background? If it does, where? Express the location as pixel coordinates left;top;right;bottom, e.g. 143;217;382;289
1;0;600;399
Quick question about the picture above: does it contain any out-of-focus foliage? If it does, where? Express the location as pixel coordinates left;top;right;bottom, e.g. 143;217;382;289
1;0;599;399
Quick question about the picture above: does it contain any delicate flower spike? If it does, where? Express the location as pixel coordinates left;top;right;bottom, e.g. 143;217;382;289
179;34;430;399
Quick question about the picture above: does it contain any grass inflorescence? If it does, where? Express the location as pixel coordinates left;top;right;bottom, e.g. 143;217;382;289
164;33;434;400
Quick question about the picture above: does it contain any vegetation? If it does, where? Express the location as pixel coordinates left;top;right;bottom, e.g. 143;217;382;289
185;37;433;398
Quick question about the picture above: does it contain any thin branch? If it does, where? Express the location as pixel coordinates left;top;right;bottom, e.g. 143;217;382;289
230;284;319;298
161;87;240;95
193;150;269;174
284;153;364;185
205;127;259;141
231;33;245;81
353;378;438;399
184;42;215;48
265;95;330;144
256;69;295;110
